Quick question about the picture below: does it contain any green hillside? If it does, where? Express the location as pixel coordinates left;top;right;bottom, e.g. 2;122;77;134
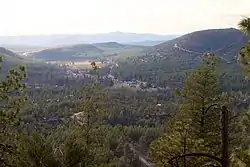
30;44;104;61
94;42;146;50
0;47;71;86
111;28;250;90
0;47;24;60
29;42;147;62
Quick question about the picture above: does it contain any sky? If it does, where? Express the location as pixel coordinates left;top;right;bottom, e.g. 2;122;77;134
0;0;249;36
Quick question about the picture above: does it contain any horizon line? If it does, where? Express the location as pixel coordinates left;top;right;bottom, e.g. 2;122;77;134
0;27;238;37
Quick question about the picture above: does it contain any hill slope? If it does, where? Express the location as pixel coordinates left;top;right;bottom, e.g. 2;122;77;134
0;47;23;59
111;28;250;88
145;28;247;61
29;42;148;61
126;40;167;46
0;47;27;69
29;44;104;61
0;47;77;86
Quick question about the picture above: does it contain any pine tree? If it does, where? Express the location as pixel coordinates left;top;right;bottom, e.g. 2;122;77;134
0;56;27;167
238;17;250;35
238;17;250;77
178;55;221;152
15;133;60;167
149;56;223;166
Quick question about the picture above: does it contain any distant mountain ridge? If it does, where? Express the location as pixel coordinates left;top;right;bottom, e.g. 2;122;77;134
0;32;178;47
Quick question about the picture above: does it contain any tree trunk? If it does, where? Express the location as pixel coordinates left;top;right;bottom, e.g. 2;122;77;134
124;142;129;166
183;136;187;167
221;106;229;167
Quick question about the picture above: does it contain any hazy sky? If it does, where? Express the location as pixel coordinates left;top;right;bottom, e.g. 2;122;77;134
0;0;249;36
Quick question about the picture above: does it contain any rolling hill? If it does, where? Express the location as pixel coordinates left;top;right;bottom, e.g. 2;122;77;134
111;28;250;89
0;47;28;69
0;46;78;86
29;44;104;61
144;28;248;61
29;42;148;61
93;42;146;50
0;47;34;77
125;40;168;46
94;42;127;49
0;47;23;59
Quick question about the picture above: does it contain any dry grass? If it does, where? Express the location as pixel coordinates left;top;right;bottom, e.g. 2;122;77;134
73;61;103;69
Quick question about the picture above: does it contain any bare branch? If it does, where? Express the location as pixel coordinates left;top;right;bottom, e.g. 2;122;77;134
204;103;219;114
168;152;222;165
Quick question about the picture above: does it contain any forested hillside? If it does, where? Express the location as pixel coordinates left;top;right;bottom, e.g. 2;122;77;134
26;42;146;62
111;28;250;90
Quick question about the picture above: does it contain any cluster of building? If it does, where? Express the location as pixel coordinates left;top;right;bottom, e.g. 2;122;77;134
65;69;92;79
